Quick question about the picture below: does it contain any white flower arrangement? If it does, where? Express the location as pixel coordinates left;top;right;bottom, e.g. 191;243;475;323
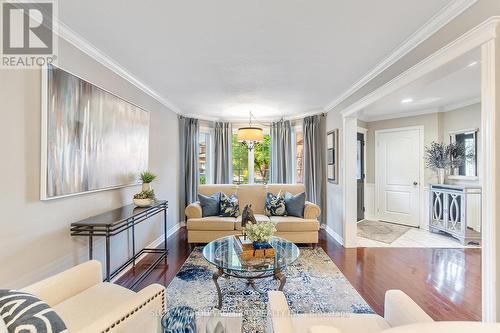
243;221;277;242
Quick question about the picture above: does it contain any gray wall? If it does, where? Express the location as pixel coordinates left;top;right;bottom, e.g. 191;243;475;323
325;111;344;238
0;37;180;288
364;103;481;185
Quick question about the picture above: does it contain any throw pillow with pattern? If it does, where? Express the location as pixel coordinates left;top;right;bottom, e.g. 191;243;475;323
220;193;240;217
0;289;68;333
265;191;287;216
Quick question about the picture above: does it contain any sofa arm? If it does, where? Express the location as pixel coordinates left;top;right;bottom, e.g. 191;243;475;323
384;290;433;327
185;202;202;219
268;291;294;333
21;260;102;307
304;201;321;220
81;284;165;333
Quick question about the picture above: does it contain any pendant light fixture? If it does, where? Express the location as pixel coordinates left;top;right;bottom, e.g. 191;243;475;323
237;111;263;150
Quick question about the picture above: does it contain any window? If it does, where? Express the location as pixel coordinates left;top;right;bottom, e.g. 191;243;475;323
199;132;210;184
232;133;248;184
295;131;304;183
450;129;478;178
254;134;270;184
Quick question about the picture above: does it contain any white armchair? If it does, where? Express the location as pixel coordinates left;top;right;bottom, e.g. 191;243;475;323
21;260;165;333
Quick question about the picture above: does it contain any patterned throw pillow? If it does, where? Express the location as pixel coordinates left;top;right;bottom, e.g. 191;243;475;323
0;290;68;333
265;191;287;216
219;193;240;217
198;192;220;217
284;191;306;218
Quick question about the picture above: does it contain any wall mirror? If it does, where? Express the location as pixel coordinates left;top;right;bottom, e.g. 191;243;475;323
327;129;338;184
449;128;478;179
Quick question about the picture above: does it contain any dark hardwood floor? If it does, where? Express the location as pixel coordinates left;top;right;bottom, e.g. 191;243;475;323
116;227;481;321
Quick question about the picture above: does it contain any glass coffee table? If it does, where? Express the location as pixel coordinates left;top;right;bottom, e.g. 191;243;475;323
203;236;300;309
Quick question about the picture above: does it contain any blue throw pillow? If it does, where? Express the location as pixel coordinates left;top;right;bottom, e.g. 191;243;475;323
284;191;306;218
265;191;287;216
220;193;240;217
198;192;220;217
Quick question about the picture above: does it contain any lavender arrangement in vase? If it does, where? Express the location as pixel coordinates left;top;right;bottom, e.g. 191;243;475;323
424;142;449;184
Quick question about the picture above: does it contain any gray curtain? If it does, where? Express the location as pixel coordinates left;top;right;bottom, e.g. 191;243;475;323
179;116;199;221
270;120;293;183
213;122;232;184
303;114;326;225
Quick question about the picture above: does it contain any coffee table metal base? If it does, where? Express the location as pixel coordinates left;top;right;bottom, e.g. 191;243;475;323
212;267;286;309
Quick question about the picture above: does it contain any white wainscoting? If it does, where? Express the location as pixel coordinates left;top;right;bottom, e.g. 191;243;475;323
364;183;377;221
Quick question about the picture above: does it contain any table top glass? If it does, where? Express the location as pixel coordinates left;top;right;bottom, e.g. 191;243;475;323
202;236;300;273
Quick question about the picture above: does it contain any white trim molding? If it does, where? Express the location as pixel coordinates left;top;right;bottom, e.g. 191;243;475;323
340;16;500;118
322;225;344;246
55;20;183;114
325;0;479;112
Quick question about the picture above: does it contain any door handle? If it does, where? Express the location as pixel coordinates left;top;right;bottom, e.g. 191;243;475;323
413;181;418;186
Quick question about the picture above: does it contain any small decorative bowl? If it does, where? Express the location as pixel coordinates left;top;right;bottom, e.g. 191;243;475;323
133;198;153;207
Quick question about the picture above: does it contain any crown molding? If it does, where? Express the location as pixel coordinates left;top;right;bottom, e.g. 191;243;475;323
54;20;183;114
324;0;479;112
340;16;499;118
360;96;480;122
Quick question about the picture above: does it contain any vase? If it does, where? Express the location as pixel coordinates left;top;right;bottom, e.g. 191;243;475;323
142;182;151;191
437;168;445;184
253;241;271;250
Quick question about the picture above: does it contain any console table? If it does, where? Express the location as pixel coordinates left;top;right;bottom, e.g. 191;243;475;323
70;200;168;288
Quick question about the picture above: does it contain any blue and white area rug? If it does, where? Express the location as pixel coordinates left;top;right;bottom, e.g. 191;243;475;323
166;247;373;332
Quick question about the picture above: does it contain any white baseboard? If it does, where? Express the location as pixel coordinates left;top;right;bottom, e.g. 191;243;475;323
111;222;184;282
322;224;344;246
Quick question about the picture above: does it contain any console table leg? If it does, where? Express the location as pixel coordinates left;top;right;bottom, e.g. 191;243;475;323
213;268;224;309
131;223;136;267
105;235;111;282
275;269;286;291
163;208;168;263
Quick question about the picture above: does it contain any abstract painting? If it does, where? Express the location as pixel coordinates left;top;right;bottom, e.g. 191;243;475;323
41;65;150;199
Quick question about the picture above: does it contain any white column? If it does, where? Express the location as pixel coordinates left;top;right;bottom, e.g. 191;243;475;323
481;32;499;322
248;147;255;184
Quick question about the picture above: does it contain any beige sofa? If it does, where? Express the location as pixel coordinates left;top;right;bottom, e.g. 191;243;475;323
21;260;165;333
267;290;500;333
185;184;321;244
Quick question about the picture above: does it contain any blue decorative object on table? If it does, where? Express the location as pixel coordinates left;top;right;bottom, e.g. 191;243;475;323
252;241;272;250
162;306;197;333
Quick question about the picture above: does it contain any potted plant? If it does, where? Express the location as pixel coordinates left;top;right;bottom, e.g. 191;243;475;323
133;189;155;207
243;221;277;249
424;142;449;184
140;171;157;191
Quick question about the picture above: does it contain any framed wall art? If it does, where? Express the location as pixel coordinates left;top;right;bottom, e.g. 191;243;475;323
327;129;338;184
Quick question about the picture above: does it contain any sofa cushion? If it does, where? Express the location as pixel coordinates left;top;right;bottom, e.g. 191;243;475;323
187;216;236;231
265;191;287;216
266;183;306;196
235;214;271;230
291;314;390;333
198;192;220;217
237;184;266;215
53;283;135;333
285;191;306;218
220;193;240;217
270;216;320;232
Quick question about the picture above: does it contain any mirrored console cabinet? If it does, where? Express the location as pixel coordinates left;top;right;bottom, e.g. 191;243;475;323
429;184;481;245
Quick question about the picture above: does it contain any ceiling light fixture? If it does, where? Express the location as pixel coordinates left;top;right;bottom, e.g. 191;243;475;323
401;98;413;104
237;111;263;150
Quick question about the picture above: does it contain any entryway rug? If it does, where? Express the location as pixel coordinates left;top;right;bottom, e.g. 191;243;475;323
166;247;373;333
357;220;411;244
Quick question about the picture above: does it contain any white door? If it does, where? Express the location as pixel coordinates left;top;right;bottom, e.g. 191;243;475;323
376;128;421;227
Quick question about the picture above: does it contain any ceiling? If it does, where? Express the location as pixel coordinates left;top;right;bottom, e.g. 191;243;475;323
357;48;481;122
59;0;456;121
